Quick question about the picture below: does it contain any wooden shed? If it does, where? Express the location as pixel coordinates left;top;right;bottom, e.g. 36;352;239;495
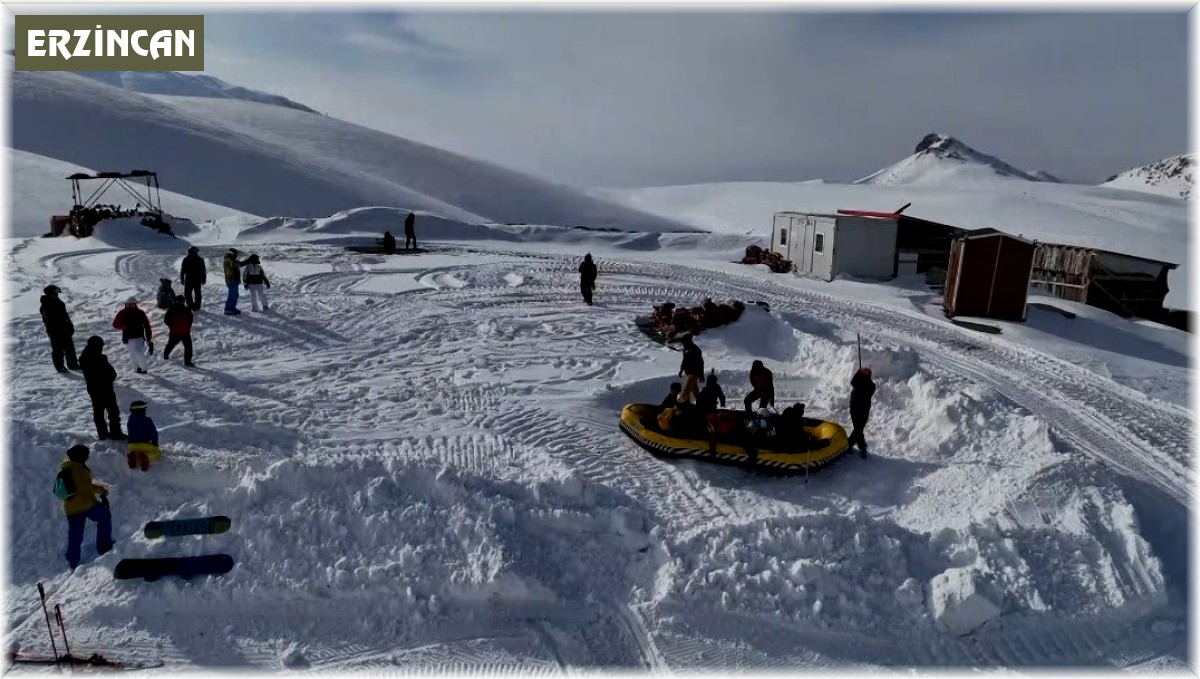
1030;243;1177;319
943;232;1036;321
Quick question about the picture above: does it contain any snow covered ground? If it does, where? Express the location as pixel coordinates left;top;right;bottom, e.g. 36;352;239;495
2;209;1191;672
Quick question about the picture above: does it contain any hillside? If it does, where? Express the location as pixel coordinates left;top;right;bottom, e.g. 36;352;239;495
1101;155;1193;200
76;71;319;114
10;68;693;234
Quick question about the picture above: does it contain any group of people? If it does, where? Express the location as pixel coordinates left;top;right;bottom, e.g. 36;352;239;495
381;213;419;254
655;334;877;459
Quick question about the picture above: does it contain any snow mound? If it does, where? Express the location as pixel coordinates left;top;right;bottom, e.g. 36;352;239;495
928;567;1002;635
697;303;799;364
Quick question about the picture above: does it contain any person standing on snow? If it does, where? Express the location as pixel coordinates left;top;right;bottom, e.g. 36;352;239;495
163;295;195;366
223;248;249;315
126;400;160;471
242;254;271;312
155;278;176;310
112;298;153;374
404;212;417;251
848;366;876;459
180;246;207;311
744;360;775;412
677;334;704;405
79;336;125;440
578;254;597;305
697;371;726;413
40;285;79;373
56;444;113;571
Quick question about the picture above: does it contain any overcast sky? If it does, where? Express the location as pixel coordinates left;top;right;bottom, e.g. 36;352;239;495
8;10;1192;187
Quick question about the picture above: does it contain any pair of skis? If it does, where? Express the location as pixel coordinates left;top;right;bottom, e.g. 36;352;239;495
114;515;235;581
13;582;163;671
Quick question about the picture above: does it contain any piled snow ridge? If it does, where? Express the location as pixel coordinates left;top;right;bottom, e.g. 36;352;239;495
856;133;1048;186
77;70;319;114
1101;154;1194;200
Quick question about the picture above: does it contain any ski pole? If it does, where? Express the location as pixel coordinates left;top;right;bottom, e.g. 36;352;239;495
36;583;61;671
857;332;862;370
54;605;74;671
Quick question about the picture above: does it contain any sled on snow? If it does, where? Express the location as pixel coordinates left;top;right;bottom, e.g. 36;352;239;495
618;403;849;473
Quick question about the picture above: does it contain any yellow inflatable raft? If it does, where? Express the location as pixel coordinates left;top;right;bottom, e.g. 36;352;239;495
619;403;850;473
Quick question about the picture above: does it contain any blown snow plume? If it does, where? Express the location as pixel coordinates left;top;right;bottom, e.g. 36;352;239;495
856;133;1051;186
1101;154;1194;200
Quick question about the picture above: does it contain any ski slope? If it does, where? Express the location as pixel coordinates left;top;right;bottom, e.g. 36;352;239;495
2;212;1190;672
10;66;692;235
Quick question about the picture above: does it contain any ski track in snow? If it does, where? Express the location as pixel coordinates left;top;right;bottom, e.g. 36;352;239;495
4;241;1190;672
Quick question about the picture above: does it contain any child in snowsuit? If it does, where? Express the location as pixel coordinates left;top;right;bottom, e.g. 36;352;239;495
242;254;271;312
155;278;176;310
126;400;160;471
56;444;113;570
163;295;194;366
112;298;153;374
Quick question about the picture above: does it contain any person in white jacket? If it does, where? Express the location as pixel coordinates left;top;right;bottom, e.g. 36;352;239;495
242;254;271;312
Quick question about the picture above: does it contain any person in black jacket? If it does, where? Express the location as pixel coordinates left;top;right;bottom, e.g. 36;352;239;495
849;366;876;459
382;231;396;254
40;285;79;372
404;213;417;251
78;336;125;440
578;254;597;305
697;371;726;413
180;246;206;311
677;334;704;405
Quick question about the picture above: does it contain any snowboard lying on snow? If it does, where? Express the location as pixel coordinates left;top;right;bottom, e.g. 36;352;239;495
114;554;234;581
144;515;231;539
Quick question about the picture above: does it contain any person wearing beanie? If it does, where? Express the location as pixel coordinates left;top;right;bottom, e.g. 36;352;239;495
223;248;250;315
155;278;176;310
242;254;271;312
126;400;160;471
56;444;113;570
112;298;153;374
180;246;207;311
162;295;195;367
39;284;79;372
78;336;125;440
848;366;876;459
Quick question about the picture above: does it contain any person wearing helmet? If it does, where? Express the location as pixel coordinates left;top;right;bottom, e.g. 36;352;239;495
125;400;160;471
180;246;206;310
155;278;176;310
39;285;79;372
112;298;153;374
223;248;250;315
849;366;876;459
242;254;271;312
78;336;125;440
56;444;113;570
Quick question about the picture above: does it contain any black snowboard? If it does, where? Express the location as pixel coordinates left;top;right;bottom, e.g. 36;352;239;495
114;554;234;581
144;515;231;539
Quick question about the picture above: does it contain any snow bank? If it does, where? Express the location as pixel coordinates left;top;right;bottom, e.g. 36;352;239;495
928;567;1001;635
696;304;800;364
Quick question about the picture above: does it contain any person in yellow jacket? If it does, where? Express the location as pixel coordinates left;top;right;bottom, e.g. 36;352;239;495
55;444;113;570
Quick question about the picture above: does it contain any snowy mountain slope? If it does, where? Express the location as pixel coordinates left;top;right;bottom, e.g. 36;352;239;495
10;149;260;236
3;225;1189;671
76;71;319;114
599;179;1190;310
1100;154;1194;199
855;133;1049;186
10;68;693;234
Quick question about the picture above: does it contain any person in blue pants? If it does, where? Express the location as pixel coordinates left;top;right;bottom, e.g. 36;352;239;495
56;444;113;570
222;248;249;315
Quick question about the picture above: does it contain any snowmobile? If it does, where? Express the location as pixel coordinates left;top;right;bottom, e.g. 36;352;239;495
618;403;849;473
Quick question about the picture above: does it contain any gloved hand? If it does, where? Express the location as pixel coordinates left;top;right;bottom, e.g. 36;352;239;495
265;282;271;289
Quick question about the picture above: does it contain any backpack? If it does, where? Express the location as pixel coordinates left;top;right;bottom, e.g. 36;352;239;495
53;469;77;500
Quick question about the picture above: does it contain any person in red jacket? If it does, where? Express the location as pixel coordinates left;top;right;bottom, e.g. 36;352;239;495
112;297;153;374
162;295;194;366
743;360;775;412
